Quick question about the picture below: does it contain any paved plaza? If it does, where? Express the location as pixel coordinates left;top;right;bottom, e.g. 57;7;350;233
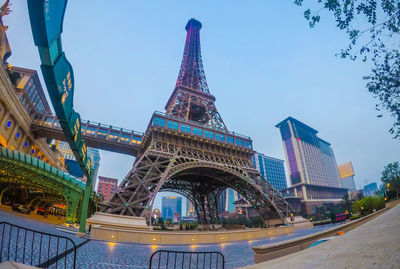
243;204;400;269
0;209;342;268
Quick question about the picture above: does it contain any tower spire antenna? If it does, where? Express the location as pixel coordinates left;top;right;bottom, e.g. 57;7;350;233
165;18;227;130
176;18;209;93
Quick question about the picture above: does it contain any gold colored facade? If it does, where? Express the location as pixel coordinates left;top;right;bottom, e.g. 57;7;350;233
337;161;355;179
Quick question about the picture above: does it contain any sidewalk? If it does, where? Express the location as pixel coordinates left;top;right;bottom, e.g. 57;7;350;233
0;205;65;226
242;204;400;269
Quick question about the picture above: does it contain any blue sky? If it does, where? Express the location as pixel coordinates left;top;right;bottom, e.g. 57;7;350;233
5;1;399;213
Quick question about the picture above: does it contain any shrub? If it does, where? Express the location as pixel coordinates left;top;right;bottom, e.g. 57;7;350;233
313;220;333;226
352;196;385;216
350;215;362;220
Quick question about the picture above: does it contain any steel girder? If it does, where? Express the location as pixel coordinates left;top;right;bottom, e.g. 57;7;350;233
160;175;226;226
165;89;227;131
106;138;294;226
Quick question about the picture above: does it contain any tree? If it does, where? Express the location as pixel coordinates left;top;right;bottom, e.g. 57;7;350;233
381;161;400;199
341;193;352;211
357;191;364;201
294;0;400;138
157;217;165;230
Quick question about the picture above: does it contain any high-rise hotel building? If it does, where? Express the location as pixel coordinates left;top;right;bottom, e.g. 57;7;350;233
276;117;348;214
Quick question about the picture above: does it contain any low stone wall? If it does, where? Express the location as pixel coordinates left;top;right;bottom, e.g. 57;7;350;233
252;207;388;264
90;225;294;245
87;212;149;230
386;199;400;208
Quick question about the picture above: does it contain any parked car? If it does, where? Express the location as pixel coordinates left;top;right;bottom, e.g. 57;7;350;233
12;204;31;214
335;212;350;222
36;208;45;215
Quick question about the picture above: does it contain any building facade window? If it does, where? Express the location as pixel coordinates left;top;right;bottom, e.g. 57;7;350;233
180;124;191;133
226;136;234;144
216;133;224;142
205;130;214;139
245;141;252;148
167;121;179;130
235;138;243;147
153;117;166;127
193;127;203;136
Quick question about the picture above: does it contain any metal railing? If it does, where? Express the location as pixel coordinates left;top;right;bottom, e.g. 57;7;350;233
0;222;76;268
32;112;144;146
149;250;225;269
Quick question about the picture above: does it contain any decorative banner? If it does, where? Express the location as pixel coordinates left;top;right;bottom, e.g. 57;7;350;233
28;0;91;179
27;0;67;66
41;53;74;121
28;0;95;233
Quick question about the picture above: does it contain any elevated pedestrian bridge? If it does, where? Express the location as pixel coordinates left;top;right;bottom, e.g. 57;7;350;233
31;112;144;156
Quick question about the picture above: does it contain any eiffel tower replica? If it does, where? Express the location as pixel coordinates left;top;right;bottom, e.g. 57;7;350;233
106;19;293;227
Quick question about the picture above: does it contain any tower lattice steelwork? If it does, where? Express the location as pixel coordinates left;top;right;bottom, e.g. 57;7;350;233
106;19;293;227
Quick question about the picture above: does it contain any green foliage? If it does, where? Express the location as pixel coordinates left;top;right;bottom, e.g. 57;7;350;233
352;196;385;215
381;162;400;199
341;193;352;211
350;214;362;220
157;217;166;230
219;216;264;228
294;0;400;138
357;191;364;200
313;220;333;226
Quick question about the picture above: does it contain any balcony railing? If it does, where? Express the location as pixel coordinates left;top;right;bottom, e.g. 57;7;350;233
32;112;144;147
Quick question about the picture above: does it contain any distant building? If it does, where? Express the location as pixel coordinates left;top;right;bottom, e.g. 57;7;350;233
186;199;195;216
152;208;161;219
349;190;363;200
218;190;226;213
57;141;101;183
182;215;197;222
97;176;118;202
173;212;181;222
276;117;348;215
162;196;182;221
218;188;238;213
252;151;287;191
89;148;101;187
363;182;378;197
338;161;356;191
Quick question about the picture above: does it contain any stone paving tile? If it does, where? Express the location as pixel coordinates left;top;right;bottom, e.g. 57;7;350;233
1;210;342;268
